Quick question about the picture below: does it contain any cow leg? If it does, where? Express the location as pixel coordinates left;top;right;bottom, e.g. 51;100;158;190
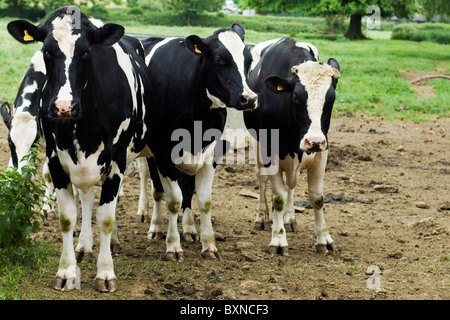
147;158;165;240
136;157;150;223
94;174;122;293
180;174;198;242
254;165;271;231
283;188;299;232
268;172;289;256
75;186;95;262
42;159;56;219
53;185;80;291
195;163;220;260
307;151;336;253
158;172;183;262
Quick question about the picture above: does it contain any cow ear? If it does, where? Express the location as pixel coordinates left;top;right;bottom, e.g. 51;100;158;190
1;102;13;129
90;23;124;46
264;76;295;94
7;20;44;44
185;35;206;56
231;23;245;41
328;58;341;79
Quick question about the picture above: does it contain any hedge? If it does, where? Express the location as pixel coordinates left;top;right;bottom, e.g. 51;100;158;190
391;23;450;44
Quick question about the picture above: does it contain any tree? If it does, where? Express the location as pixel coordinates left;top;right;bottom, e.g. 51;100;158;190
166;0;225;25
240;0;418;40
418;0;450;19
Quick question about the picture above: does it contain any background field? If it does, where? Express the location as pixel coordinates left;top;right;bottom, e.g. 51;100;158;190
0;13;449;300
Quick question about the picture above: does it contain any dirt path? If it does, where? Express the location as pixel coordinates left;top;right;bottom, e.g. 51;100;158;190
1;113;449;300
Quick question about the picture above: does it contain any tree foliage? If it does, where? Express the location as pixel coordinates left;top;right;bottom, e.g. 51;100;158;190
419;0;450;18
166;0;225;25
240;0;418;39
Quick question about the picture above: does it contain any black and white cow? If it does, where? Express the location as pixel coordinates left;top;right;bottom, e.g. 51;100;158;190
7;7;152;292
142;24;257;262
0;50;57;217
244;37;340;254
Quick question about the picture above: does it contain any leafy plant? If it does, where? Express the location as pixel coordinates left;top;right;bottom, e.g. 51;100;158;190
0;142;49;265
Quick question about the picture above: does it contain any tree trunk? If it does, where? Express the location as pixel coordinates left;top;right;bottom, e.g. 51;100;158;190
344;14;367;40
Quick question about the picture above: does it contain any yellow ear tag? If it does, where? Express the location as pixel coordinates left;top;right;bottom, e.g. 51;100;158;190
277;85;284;91
5;104;10;115
23;30;34;41
194;44;202;54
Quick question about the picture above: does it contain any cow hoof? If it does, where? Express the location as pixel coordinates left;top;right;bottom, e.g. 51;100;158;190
148;232;165;240
95;278;119;293
110;243;120;254
201;251;222;261
254;222;271;231
53;277;78;291
268;245;289;256
165;252;184;262
75;251;94;263
182;232;199;242
284;220;299;233
53;277;65;291
315;243;337;253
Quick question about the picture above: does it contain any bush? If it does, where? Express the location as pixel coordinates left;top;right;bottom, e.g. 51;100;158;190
0;143;49;265
391;23;450;44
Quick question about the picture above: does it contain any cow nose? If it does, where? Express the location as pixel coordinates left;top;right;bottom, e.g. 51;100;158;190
238;95;257;111
52;100;79;118
304;138;326;152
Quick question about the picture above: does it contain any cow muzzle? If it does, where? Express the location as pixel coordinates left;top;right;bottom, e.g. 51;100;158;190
302;137;327;153
52;100;80;119
235;95;257;111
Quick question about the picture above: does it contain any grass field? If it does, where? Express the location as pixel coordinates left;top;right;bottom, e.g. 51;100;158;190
0;17;449;122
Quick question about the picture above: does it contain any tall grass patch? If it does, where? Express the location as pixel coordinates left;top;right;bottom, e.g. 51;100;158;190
392;23;450;44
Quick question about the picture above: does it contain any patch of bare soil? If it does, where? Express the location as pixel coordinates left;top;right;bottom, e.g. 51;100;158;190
1;113;449;301
402;70;450;99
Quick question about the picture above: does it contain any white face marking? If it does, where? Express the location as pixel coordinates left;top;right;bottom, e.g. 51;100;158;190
292;61;334;151
217;31;256;100
10;112;37;171
52;15;81;104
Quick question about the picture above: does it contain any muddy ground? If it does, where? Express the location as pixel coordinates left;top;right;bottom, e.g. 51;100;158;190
0;111;449;301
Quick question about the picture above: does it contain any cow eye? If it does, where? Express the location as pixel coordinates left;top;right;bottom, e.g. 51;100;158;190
80;51;89;59
292;94;301;105
216;57;226;66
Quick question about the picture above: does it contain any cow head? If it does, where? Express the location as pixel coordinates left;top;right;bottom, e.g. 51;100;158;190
1;102;39;170
265;59;340;153
7;6;124;121
185;24;257;111
0;50;45;171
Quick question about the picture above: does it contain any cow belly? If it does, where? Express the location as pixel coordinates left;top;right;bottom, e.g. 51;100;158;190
174;141;216;176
